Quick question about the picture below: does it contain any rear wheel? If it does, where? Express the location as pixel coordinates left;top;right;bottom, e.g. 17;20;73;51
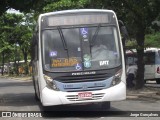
156;79;160;84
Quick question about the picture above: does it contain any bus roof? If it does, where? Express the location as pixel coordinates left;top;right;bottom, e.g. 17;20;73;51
39;9;115;18
145;47;160;51
126;47;160;54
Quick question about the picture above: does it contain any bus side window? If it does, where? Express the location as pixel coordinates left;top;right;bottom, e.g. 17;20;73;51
158;50;160;57
144;57;148;64
31;33;38;61
144;52;155;65
155;50;160;64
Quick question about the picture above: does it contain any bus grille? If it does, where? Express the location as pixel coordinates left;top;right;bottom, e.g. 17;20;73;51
55;73;110;83
66;93;105;101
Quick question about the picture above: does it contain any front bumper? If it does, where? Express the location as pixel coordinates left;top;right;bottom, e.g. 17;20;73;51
41;81;126;106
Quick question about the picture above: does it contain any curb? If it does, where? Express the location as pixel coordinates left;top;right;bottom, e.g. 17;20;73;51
127;95;138;99
127;91;160;100
11;78;32;81
138;95;160;100
145;84;160;88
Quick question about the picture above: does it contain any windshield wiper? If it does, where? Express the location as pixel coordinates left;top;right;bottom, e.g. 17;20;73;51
57;26;69;58
57;26;68;50
90;24;101;47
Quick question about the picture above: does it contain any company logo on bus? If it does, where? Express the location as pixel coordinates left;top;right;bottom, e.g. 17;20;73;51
72;71;96;76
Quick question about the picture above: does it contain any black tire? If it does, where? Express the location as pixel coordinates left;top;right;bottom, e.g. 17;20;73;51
101;102;111;110
156;79;160;84
42;106;51;111
32;77;40;101
34;90;40;101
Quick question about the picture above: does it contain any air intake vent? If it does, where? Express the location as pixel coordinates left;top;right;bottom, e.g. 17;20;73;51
66;93;105;101
55;73;111;83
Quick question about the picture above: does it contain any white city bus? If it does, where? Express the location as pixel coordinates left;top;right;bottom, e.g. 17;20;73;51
126;47;160;84
31;9;126;109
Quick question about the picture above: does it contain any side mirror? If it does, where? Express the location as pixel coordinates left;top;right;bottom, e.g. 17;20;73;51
118;20;129;40
118;20;129;54
31;33;38;61
32;33;38;46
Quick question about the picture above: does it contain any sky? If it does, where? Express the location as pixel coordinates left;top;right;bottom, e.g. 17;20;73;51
6;8;21;14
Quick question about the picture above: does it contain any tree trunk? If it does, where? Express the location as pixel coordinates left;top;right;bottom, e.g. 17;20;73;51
7;52;10;75
14;46;19;76
23;50;28;75
1;52;5;76
135;28;145;89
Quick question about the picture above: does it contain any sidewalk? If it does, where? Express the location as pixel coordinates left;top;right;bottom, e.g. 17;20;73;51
0;74;31;81
127;87;160;101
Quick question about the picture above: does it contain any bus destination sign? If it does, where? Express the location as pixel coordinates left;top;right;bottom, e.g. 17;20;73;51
47;14;109;26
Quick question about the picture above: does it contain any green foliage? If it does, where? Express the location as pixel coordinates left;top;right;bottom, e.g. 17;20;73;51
0;0;160;85
0;12;35;75
0;0;39;15
126;40;137;49
43;0;90;12
126;32;160;49
0;13;23;63
145;32;160;48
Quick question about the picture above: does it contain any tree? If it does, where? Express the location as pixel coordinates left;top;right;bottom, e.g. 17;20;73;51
16;25;33;74
0;33;14;75
43;0;90;12
0;13;23;75
42;0;160;89
9;13;35;74
116;0;160;89
0;0;40;15
1;0;160;86
145;32;160;48
0;12;34;75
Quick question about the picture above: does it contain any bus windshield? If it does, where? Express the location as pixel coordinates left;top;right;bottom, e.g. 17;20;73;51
42;26;121;72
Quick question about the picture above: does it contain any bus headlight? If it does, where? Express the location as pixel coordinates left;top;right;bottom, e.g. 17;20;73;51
111;70;122;86
44;75;59;90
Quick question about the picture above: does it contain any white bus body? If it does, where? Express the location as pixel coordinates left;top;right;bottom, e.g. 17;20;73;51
31;9;126;108
126;47;160;84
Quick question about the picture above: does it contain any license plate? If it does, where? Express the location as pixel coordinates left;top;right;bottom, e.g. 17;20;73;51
78;92;92;99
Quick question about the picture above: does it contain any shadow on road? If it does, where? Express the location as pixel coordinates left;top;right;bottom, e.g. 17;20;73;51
38;103;128;118
41;111;128;118
0;78;128;117
0;80;38;107
0;93;39;106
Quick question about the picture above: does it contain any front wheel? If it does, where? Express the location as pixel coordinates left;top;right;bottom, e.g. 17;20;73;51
156;79;160;84
101;102;111;110
34;89;40;101
32;77;40;101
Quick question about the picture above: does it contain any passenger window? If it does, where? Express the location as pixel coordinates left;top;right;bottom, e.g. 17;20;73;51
31;33;38;61
144;52;155;65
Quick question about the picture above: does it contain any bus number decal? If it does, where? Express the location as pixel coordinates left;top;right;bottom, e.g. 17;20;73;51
99;60;109;66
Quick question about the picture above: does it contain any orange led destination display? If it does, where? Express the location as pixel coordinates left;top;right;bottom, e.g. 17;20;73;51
48;14;109;26
51;57;79;67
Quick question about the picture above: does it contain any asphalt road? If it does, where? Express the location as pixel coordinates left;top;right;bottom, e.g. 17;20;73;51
0;77;160;120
